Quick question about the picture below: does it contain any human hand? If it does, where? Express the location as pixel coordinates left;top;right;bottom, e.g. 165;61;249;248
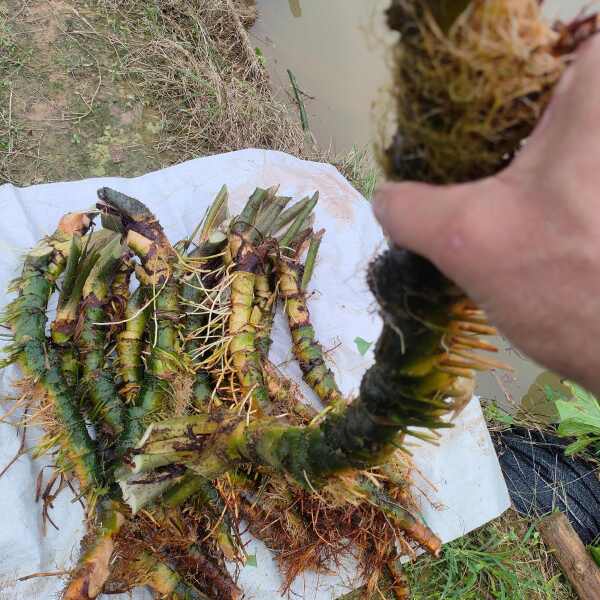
373;35;600;393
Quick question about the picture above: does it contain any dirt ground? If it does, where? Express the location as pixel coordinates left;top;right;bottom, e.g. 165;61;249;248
1;1;160;183
0;0;303;185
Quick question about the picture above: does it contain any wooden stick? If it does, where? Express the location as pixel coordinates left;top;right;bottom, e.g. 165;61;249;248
538;512;600;600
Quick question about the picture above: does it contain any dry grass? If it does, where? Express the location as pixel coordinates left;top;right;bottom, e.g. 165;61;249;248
0;0;308;185
0;0;373;195
94;0;305;161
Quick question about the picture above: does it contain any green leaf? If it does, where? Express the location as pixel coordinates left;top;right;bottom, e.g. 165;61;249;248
564;437;597;457
246;554;258;567
496;412;514;426
555;382;600;437
354;337;372;356
567;382;600;406
590;546;600;567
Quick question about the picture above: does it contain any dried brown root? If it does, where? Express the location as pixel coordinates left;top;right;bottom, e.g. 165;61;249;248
169;545;242;600
63;502;127;600
384;0;566;183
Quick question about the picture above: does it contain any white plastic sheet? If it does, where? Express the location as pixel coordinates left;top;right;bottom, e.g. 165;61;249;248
0;149;510;599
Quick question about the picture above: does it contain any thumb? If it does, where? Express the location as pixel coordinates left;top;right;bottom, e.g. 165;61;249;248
372;177;512;282
373;181;471;262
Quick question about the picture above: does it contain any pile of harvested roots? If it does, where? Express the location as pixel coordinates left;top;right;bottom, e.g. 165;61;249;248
3;2;599;600
2;185;470;600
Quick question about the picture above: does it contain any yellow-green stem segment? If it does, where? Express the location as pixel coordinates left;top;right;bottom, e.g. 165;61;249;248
278;255;342;406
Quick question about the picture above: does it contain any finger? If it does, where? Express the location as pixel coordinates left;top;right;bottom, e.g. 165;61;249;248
373;177;520;292
373;181;472;263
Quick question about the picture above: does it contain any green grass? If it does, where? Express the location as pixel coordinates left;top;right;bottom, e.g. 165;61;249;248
406;512;574;600
337;145;379;200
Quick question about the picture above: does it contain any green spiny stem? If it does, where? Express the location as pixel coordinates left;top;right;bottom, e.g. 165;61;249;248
60;348;80;388
78;237;128;436
116;286;148;402
253;265;276;360
278;192;318;250
121;277;181;448
63;501;127;600
228;263;269;412
277;255;342;406
43;353;104;489
98;189;182;448
161;471;238;560
227;191;274;412
2;213;101;490
262;360;317;422
146;280;181;381
11;218;89;355
135;552;211;600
